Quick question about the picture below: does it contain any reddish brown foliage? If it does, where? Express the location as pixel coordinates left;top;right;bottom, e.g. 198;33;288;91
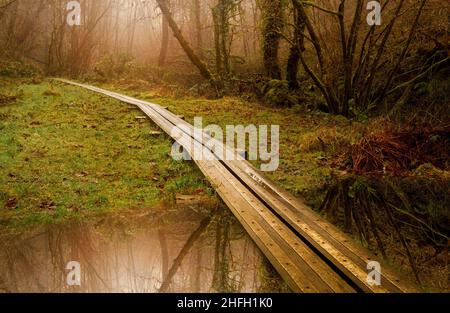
335;122;450;175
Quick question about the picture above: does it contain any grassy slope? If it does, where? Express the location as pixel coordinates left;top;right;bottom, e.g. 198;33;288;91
0;78;212;230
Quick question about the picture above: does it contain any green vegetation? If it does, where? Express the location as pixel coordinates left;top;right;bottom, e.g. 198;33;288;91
0;74;448;291
98;79;363;207
89;79;450;291
0;77;211;230
0;76;363;229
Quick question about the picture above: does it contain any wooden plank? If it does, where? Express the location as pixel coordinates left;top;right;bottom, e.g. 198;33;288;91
139;99;411;292
138;103;355;292
112;97;348;292
141;101;414;292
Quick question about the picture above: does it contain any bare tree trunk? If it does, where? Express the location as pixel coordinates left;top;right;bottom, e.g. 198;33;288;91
237;3;249;59
113;1;120;54
340;0;364;117
212;6;222;75
191;0;203;58
219;0;231;76
127;1;138;55
158;1;170;67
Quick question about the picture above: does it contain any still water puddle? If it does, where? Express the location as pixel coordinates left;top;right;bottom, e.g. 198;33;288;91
0;205;288;293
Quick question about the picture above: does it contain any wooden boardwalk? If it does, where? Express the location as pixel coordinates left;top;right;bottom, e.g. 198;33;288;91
56;79;415;293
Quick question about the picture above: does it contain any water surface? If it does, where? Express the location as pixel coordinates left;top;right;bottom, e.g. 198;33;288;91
0;204;288;293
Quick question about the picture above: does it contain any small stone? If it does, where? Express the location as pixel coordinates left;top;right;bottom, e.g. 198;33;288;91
75;171;89;178
149;130;163;136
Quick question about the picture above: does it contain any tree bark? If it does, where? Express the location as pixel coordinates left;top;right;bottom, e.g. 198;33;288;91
191;0;203;58
261;0;282;79
219;0;231;76
158;2;170;67
286;5;305;89
212;7;223;75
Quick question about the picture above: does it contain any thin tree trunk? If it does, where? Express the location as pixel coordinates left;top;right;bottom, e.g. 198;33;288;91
192;0;203;58
127;1;137;55
158;2;170;67
212;6;223;75
219;0;231;76
286;5;305;90
158;216;212;292
261;0;282;79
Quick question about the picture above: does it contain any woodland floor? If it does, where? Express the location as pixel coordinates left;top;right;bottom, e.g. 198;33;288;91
0;77;448;292
0;77;361;229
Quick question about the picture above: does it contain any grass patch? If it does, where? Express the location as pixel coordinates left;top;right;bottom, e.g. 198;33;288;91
0;78;211;230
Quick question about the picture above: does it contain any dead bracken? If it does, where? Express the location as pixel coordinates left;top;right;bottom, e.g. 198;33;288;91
335;120;450;176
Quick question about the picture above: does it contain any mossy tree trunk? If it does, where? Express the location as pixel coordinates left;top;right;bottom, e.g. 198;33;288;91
261;0;283;80
191;0;203;59
212;0;234;78
212;7;223;75
286;4;306;90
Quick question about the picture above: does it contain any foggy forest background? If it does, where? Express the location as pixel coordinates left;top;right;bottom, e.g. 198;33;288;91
0;0;448;118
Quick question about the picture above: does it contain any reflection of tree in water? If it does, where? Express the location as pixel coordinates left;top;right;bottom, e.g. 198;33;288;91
158;207;256;293
52;222;113;292
212;209;231;292
159;214;213;292
0;222;111;292
2;234;46;292
47;227;66;291
158;229;169;282
0;206;286;292
211;209;270;293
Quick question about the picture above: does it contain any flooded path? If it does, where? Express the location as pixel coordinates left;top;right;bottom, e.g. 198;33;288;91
0;204;289;293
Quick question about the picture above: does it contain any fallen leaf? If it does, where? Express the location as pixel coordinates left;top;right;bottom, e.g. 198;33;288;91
75;171;89;178
40;200;56;211
5;198;18;210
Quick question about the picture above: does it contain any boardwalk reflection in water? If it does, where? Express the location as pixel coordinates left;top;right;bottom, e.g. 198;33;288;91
0;205;289;293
